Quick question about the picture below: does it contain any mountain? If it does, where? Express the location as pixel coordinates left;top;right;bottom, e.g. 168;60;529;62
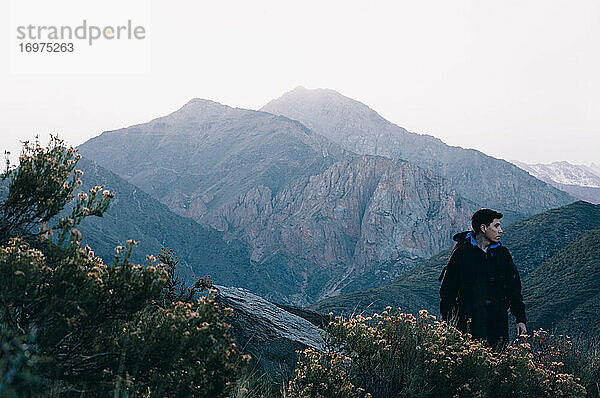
78;99;476;304
261;86;574;223
309;201;600;317
524;228;600;339
1;155;274;297
512;160;600;204
511;161;600;188
79;99;344;223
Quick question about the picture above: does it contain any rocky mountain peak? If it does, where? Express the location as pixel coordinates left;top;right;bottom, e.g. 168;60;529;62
153;97;252;127
261;86;417;163
282;85;361;103
183;97;224;107
177;97;231;114
262;86;382;132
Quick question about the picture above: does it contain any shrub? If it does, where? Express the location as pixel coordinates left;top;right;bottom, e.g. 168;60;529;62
287;349;371;398
0;136;249;396
525;330;600;398
0;323;46;396
288;309;589;398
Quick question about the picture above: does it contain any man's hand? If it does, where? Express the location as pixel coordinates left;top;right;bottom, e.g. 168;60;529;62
516;322;527;336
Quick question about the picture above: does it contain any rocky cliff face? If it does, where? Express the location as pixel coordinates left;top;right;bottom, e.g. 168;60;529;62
261;86;574;222
214;155;472;303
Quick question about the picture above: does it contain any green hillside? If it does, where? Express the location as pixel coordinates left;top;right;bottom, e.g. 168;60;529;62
524;228;600;338
310;201;600;317
308;249;447;316
502;201;600;275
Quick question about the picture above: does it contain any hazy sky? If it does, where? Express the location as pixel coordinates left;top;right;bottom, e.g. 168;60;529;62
1;0;599;165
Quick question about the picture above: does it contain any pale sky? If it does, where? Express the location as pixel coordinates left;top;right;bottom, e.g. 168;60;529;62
1;0;599;165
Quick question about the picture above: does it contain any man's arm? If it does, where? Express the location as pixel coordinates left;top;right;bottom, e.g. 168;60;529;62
440;250;460;324
505;249;527;330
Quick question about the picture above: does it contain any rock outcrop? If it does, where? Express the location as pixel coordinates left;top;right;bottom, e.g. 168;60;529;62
213;285;325;377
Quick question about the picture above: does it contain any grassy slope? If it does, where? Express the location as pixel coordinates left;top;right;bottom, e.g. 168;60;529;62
524;228;600;337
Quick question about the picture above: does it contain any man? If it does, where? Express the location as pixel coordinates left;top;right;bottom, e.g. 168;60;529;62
439;209;526;350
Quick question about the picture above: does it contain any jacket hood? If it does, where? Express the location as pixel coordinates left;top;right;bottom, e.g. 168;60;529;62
453;231;471;242
452;230;501;249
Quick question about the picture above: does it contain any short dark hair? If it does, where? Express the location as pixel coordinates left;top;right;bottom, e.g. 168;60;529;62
471;208;503;234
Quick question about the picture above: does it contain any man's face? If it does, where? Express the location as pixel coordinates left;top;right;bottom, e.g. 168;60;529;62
481;218;502;243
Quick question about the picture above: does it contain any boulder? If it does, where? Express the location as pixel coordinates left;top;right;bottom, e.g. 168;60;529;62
213;285;326;378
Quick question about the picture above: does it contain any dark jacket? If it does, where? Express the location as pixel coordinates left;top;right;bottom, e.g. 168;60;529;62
439;231;526;343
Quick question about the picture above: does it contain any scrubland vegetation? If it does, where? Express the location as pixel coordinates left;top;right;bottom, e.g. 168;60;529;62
0;138;248;396
287;310;599;398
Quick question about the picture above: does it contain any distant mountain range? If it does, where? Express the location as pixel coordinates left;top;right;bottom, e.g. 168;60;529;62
79;99;342;221
310;201;600;339
75;87;575;305
512;160;600;204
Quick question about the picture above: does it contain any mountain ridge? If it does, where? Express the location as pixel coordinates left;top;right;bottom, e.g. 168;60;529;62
261;86;574;222
80;99;346;223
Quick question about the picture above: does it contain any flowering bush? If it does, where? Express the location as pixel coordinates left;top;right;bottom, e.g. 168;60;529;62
288;308;590;398
288;349;371;398
0;137;248;396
